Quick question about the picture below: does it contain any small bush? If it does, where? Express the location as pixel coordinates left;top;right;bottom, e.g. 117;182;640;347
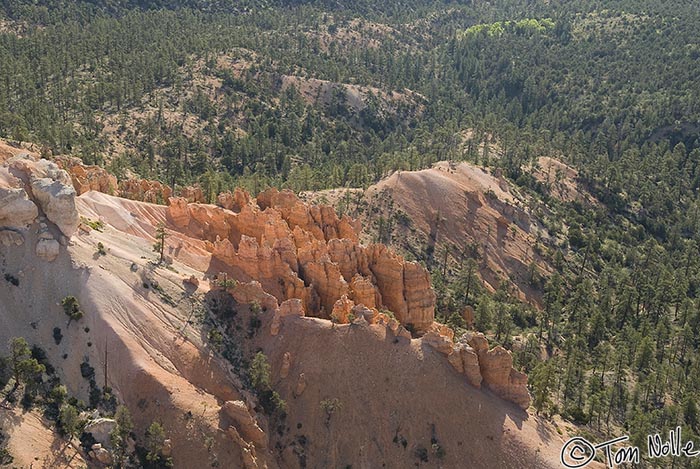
4;273;19;286
80;361;95;379
414;446;429;463
96;242;107;256
320;398;342;425
61;296;84;321
81;217;105;231
260;389;287;416
53;327;63;345
0;447;13;465
207;329;223;350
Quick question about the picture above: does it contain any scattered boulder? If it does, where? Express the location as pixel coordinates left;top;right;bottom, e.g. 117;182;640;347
89;443;113;465
36;237;60;261
84;418;117;448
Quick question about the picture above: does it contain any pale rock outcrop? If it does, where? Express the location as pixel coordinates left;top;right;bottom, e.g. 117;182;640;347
477;346;531;410
0;183;38;230
230;281;279;314
298;254;349;317
165;189;437;333
5;155;78;237
30;176;79;236
467;332;489;354
217;188;250;212
84;418;117;448
36;237;60;261
278;298;304;317
367;244;435;331
428;322;455;341
349;274;380;310
222;400;267;449
421;329;526;407
160;186;534;409
257;188;359;243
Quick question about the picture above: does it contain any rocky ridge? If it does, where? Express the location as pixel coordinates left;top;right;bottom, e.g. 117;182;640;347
0;146;531;448
165;186;531;408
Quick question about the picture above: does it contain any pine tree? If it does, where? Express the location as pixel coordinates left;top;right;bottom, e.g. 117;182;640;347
153;223;168;264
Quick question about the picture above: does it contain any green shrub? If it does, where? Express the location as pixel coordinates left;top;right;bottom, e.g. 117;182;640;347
61;296;84;321
96;242;107;256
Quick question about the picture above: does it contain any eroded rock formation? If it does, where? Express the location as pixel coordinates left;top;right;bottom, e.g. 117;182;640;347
166;188;436;332
1;153;79;243
420;327;530;409
119;178;172;204
163;188;530;409
221;400;267;449
55;156;118;196
467;333;530;409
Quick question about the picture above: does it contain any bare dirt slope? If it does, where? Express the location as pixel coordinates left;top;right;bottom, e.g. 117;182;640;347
259;316;563;469
529;156;596;205
0;204;253;468
307;161;555;305
0;408;86;468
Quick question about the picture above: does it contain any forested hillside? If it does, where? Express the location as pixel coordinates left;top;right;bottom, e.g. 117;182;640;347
3;0;700;464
